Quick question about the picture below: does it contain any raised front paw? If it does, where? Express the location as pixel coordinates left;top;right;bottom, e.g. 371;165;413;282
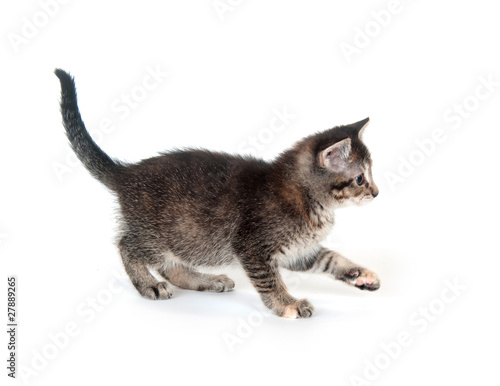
342;267;380;291
280;299;314;319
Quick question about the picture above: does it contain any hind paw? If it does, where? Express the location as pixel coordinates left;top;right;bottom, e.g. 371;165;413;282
142;281;173;300
198;275;235;292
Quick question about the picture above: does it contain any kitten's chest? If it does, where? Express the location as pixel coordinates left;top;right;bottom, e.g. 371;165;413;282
274;215;334;266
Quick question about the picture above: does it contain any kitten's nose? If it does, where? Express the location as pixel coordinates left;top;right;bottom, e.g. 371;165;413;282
371;184;379;198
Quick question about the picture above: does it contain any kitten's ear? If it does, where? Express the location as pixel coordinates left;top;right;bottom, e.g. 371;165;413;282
349;117;370;138
354;118;370;139
319;138;351;172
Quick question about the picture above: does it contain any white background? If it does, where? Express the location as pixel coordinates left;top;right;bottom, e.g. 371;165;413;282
1;1;499;385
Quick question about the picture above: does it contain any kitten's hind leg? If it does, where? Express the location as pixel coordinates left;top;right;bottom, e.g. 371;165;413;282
119;236;173;300
160;263;235;293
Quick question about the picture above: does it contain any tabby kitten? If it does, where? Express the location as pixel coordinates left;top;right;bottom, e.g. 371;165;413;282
55;69;380;319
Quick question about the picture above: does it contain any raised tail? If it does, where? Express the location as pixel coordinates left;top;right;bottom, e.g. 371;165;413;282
55;69;123;190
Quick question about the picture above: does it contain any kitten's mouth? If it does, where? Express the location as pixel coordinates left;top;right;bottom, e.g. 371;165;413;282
358;195;374;205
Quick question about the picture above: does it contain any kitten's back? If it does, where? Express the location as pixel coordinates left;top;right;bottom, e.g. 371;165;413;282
116;149;274;266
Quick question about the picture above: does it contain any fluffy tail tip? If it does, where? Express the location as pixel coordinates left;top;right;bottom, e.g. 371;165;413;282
54;68;71;80
54;68;76;90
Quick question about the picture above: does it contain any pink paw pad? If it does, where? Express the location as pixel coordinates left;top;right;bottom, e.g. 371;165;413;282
355;277;372;286
351;272;380;291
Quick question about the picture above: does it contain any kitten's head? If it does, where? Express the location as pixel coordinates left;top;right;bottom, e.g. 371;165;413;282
293;118;379;209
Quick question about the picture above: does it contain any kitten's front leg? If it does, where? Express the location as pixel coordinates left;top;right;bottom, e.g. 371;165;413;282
292;247;380;291
241;256;314;319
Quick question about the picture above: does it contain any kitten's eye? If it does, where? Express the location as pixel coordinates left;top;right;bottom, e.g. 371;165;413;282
355;174;365;186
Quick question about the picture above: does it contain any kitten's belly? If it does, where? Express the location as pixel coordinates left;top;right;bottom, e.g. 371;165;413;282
160;204;237;266
162;209;333;268
166;235;236;267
